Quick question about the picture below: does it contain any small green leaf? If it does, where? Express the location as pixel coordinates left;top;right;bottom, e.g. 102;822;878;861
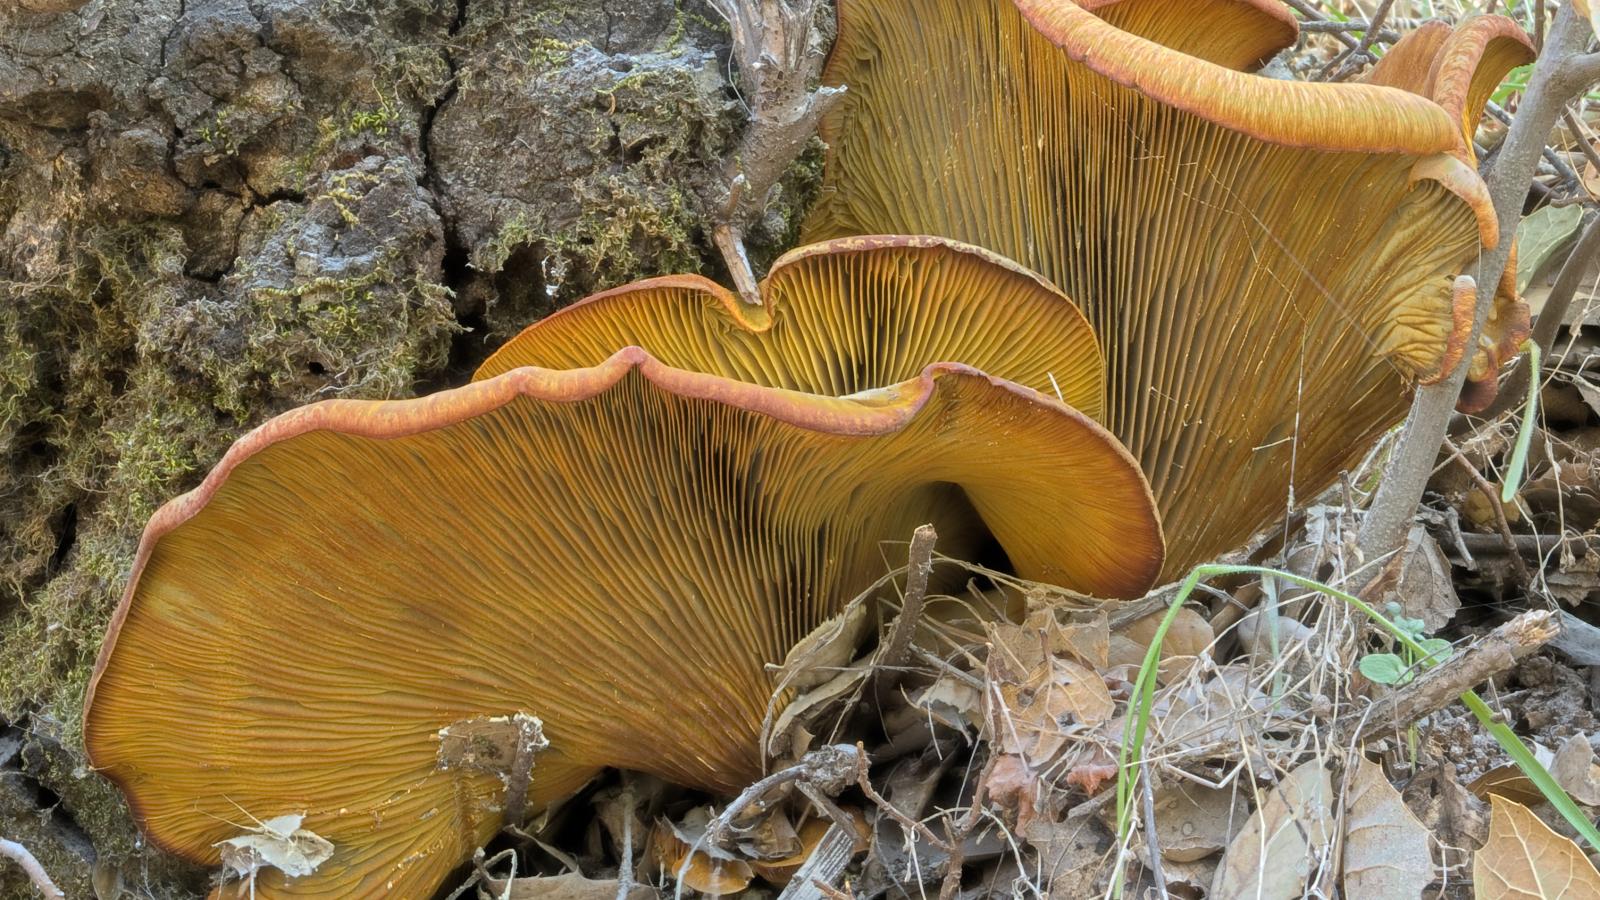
1417;637;1453;665
1360;654;1410;686
1392;614;1428;639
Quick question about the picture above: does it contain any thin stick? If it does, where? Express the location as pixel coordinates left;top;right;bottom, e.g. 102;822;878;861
1282;0;1362;49
0;840;64;899
615;776;635;900
1322;0;1396;80
1444;439;1532;585
1139;756;1171;900
874;524;937;707
1336;610;1558;743
853;742;954;854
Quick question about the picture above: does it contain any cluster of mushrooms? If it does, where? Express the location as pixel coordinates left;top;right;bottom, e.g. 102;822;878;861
84;2;1534;897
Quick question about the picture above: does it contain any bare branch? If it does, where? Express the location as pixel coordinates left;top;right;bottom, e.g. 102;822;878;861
704;0;845;304
1320;0;1396;81
1558;52;1600;91
872;524;936;708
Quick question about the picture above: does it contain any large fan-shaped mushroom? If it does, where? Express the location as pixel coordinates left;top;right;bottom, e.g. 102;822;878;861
475;235;1106;419
85;350;1161;897
803;0;1532;573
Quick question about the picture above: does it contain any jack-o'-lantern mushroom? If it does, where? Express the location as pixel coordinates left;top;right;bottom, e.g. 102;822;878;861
803;0;1533;574
85;349;1161;897
476;235;1105;418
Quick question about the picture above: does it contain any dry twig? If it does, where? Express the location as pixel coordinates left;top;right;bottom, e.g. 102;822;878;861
1337;610;1558;744
705;0;844;303
1319;0;1396;80
1444;439;1532;585
873;524;937;708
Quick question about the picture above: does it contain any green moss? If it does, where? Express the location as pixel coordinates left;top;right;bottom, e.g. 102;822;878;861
0;163;455;883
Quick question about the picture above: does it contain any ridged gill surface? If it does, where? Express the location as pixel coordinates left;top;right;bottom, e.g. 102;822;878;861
85;350;1161;898
476;236;1106;420
804;0;1526;574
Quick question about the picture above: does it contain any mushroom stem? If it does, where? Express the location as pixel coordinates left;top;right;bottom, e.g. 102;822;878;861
704;0;844;304
1359;3;1598;564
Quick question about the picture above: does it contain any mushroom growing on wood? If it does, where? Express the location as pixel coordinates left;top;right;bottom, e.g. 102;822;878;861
85;349;1161;897
475;235;1106;420
803;0;1533;574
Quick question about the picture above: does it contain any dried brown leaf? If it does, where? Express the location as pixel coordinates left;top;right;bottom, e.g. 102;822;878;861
1343;756;1434;899
1212;760;1335;899
1151;782;1249;863
1473;795;1600;899
773;598;871;692
1107;606;1213;684
1551;734;1600;807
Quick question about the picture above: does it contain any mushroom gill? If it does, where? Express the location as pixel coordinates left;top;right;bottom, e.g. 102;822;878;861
802;0;1532;573
475;235;1106;420
84;349;1161;898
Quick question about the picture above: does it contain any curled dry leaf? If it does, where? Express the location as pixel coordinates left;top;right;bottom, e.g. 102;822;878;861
985;754;1042;834
1212;760;1335;900
1550;734;1600;807
1474;795;1600;899
910;674;983;734
1343;756;1434;900
771;598;872;693
750;812;868;885
1470;743;1558;808
765;659;870;762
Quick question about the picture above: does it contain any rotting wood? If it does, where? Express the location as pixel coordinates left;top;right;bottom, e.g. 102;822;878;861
1337;610;1559;744
773;823;857;900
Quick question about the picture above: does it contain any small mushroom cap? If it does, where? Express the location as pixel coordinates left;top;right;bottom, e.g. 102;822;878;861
805;0;1530;574
476;235;1105;420
85;349;1161;897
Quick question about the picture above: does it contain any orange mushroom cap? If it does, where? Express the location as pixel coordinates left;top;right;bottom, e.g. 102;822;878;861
476;235;1106;421
804;0;1532;574
84;349;1161;897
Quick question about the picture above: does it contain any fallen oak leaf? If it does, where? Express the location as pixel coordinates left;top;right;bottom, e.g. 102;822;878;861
1212;760;1335;899
1474;794;1600;898
1343;756;1433;899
